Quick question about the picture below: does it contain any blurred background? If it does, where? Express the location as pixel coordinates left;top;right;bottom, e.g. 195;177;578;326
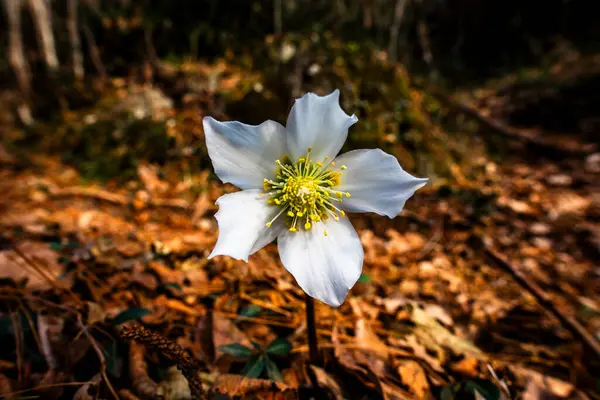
0;1;599;399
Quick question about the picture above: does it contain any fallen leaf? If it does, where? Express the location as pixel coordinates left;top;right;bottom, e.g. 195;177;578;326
309;365;345;400
511;365;586;399
396;360;431;399
138;163;169;194
411;306;485;360
210;374;295;399
157;365;191;400
450;356;480;378
73;373;102;400
0;241;64;290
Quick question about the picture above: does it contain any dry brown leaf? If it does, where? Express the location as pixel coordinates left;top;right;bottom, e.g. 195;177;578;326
72;373;102;400
309;365;345;400
157;366;191;400
86;302;106;325
511;365;588;399
0;373;12;398
411;306;484;360
497;196;537;215
138;163;169;194
450;356;480;378
129;341;158;399
75;210;135;234
0;242;63;289
210;374;296;399
396;360;431;399
191;192;212;226
350;299;388;358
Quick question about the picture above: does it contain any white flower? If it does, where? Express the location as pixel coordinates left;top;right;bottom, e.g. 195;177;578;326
203;90;428;307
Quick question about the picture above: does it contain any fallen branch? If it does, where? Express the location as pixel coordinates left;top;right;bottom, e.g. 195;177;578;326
428;88;597;156
484;247;600;361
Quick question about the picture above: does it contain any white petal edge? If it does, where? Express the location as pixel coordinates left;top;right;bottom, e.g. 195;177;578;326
209;189;285;262
203;117;287;190
285;89;358;161
333;149;428;218
277;217;363;307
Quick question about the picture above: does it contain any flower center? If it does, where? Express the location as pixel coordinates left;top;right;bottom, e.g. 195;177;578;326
262;147;350;233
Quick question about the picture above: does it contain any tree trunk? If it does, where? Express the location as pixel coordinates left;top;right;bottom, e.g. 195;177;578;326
3;0;34;124
388;0;409;62
67;0;84;80
274;0;282;35
4;0;31;96
28;0;59;72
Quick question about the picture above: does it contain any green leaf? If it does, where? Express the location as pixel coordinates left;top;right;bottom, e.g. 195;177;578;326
239;304;262;318
440;385;455;400
218;343;253;359
464;379;500;400
241;354;265;379
358;273;371;283
250;340;263;351
266;338;292;356
112;308;151;325
264;356;283;381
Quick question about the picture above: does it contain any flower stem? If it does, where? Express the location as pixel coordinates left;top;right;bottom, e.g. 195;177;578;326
305;294;320;365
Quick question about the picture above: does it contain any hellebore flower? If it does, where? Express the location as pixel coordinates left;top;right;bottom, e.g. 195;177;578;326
203;90;427;307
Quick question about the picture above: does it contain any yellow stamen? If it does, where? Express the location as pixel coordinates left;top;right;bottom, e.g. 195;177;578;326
261;147;352;232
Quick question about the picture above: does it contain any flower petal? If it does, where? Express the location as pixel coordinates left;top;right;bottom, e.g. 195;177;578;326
203;117;287;190
285;89;358;161
209;189;285;262
277;217;363;307
334;149;428;218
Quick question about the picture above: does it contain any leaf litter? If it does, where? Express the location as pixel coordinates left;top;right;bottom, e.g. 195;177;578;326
1;66;599;400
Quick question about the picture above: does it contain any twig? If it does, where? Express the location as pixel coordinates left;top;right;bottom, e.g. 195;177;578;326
484;247;600;361
0;381;94;398
78;316;120;400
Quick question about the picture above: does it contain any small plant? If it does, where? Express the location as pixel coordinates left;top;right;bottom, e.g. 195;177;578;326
219;337;292;381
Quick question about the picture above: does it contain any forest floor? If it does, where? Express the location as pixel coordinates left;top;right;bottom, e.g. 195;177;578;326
0;57;599;400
